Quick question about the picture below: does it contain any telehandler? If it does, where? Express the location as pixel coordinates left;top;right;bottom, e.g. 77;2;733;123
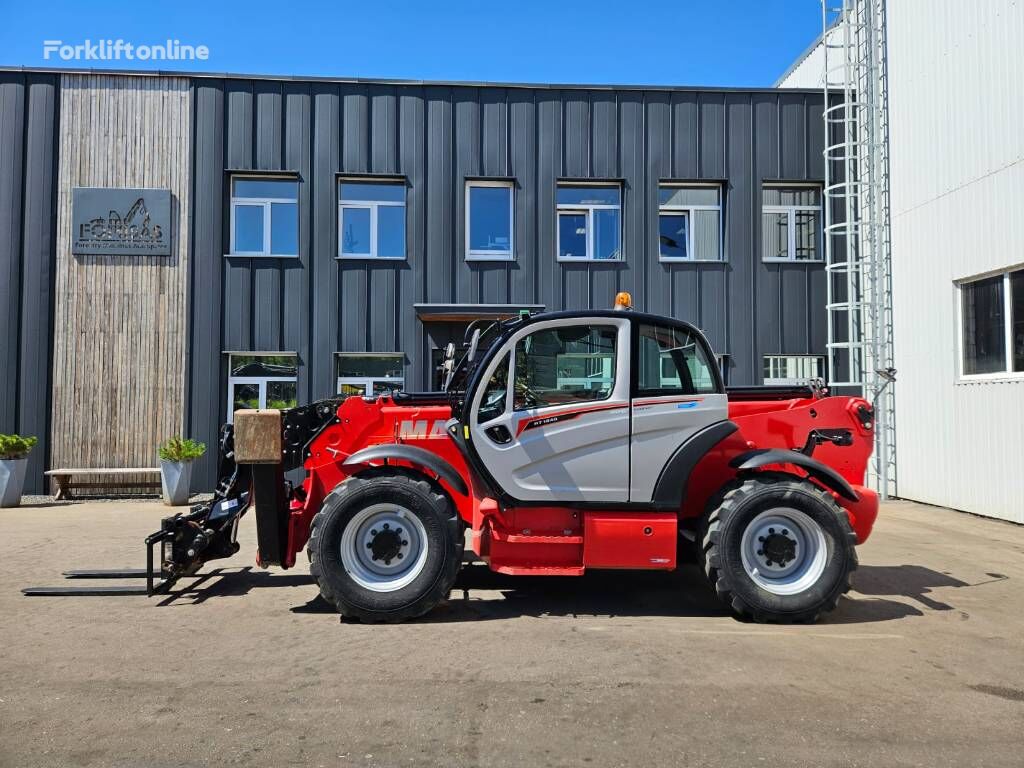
27;294;879;623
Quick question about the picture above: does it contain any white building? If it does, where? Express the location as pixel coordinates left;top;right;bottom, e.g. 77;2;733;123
779;1;1024;524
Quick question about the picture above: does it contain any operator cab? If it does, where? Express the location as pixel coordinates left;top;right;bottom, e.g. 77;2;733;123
453;297;729;504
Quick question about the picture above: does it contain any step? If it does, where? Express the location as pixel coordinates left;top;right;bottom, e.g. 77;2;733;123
504;533;583;545
492;565;585;577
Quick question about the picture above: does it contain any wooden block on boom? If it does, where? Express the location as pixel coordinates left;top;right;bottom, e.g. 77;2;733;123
233;409;282;464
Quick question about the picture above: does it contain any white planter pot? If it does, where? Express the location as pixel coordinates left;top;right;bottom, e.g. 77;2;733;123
0;458;29;508
161;459;193;506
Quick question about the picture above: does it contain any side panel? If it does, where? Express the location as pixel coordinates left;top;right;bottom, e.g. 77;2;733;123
730;395;873;485
583;512;676;569
505;403;630;501
629;394;729;502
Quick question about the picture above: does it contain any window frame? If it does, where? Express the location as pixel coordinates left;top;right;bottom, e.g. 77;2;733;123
555;182;623;262
634;321;721;397
226;353;299;423
657;183;723;262
476;351;512;424
761;354;826;385
956;267;1024;381
761;184;823;263
465;180;515;261
228;176;299;258
511;323;621;410
337;178;407;260
335;352;406;396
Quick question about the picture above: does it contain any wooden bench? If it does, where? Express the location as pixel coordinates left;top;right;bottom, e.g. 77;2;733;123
44;468;162;500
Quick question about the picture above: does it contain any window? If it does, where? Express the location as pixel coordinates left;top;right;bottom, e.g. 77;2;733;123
338;180;406;259
336;353;405;396
513;325;617;409
658;185;723;261
227;354;298;422
637;323;719;395
466;181;514;260
1016;271;1024;373
959;268;1024;377
477;353;511;423
229;178;298;257
763;355;825;385
761;186;822;261
556;184;622;261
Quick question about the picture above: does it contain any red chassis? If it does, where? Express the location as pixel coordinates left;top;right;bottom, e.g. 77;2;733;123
278;390;878;575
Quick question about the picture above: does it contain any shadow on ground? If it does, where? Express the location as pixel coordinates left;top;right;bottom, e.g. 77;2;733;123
154;560;1000;625
849;564;1006;611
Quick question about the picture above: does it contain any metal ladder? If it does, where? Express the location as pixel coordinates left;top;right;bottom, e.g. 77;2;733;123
822;0;896;498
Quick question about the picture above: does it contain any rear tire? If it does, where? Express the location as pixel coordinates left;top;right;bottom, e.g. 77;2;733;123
307;470;462;623
699;473;857;623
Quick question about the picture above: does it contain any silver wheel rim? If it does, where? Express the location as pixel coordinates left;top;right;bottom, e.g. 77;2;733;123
739;507;828;596
339;503;429;593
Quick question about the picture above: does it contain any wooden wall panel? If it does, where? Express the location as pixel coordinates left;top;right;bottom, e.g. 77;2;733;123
50;74;190;480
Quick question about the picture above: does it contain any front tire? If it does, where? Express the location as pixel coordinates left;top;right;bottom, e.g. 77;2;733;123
307;471;462;622
700;473;858;623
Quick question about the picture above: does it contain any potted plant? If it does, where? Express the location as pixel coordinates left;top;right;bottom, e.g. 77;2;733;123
158;436;206;506
0;434;38;508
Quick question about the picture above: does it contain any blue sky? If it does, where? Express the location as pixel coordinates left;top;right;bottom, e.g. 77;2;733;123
1;0;829;87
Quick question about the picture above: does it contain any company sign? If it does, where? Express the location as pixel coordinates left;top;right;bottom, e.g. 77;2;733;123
71;187;172;256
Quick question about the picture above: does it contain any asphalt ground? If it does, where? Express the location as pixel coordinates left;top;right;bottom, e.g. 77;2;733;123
1;498;1022;767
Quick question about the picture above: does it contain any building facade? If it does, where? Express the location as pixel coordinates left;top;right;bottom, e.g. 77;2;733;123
780;0;1024;524
1;69;832;491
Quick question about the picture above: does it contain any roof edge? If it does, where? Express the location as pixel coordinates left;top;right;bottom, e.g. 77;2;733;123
0;64;825;94
772;12;843;87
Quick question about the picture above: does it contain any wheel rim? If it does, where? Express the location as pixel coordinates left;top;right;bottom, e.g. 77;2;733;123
339;503;429;593
739;507;828;596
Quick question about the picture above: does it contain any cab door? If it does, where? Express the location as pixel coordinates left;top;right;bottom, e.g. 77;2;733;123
468;317;631;502
629;321;729;502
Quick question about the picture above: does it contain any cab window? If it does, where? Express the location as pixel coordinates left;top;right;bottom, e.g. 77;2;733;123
513;325;617;410
637;323;718;395
476;353;510;423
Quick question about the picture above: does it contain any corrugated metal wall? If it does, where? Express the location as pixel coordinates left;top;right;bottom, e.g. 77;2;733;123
189;78;828;488
888;0;1024;523
0;72;59;494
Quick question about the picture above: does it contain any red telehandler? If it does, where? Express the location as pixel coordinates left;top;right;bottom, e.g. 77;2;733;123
26;295;880;623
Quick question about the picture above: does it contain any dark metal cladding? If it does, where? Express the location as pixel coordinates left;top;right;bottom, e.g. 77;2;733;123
0;71;832;492
186;80;830;488
0;72;59;493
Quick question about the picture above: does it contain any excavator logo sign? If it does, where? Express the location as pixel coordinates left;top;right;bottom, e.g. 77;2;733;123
398;419;449;439
71;187;172;256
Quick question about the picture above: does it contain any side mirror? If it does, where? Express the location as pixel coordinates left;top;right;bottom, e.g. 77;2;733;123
466;328;482;362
